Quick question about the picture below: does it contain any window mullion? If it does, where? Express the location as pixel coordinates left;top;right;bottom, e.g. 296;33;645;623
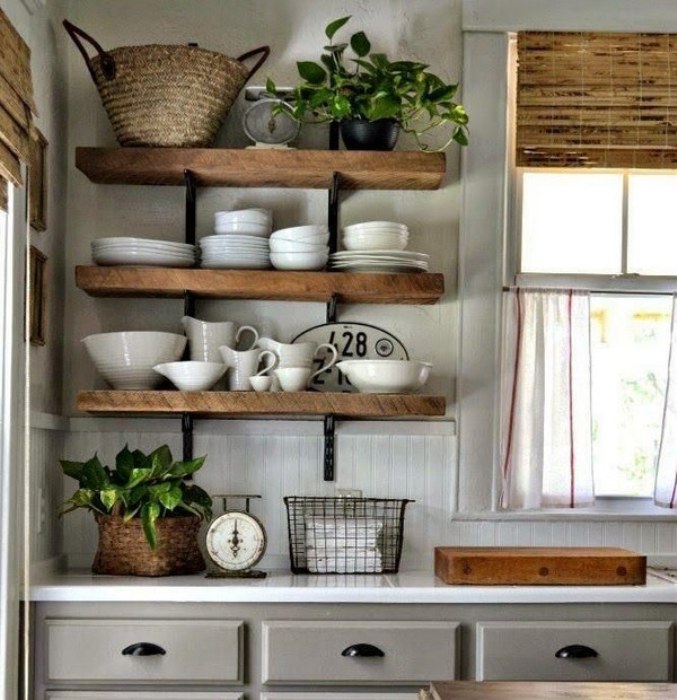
621;171;629;274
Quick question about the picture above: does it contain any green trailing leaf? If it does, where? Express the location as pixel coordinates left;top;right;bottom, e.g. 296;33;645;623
325;15;350;40
159;485;183;511
114;445;134;484
141;502;160;550
123;506;140;523
59;460;84;480
350;32;371;58
81;455;110;490
132;449;151;470
126;467;152;489
167;455;205;479
99;488;120;512
150;444;172;470
297;61;326;85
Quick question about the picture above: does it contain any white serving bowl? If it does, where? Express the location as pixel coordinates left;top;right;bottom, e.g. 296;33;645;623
269;238;329;254
335;359;432;394
270;231;329;246
82;331;187;390
153;361;226;391
270;250;328;271
214;221;272;237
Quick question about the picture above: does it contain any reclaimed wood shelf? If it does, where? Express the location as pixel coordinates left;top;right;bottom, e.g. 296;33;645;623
75;147;446;189
75;266;445;304
77;390;446;418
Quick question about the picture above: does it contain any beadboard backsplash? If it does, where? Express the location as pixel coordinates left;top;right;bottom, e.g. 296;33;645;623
26;417;675;571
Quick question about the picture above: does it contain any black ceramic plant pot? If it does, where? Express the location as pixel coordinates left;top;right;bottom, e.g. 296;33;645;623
340;118;400;151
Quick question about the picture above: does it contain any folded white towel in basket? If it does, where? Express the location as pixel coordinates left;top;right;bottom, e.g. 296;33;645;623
308;553;383;574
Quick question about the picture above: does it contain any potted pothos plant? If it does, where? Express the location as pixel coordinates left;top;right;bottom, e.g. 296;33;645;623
60;444;212;577
267;16;469;151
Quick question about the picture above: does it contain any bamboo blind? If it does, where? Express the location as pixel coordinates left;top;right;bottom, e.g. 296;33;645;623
0;179;6;212
516;32;677;168
0;6;36;191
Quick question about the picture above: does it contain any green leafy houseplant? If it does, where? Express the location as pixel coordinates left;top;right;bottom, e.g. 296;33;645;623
60;444;212;550
268;16;469;151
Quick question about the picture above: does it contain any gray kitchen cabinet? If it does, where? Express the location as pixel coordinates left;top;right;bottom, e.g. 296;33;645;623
33;600;677;699
476;621;674;681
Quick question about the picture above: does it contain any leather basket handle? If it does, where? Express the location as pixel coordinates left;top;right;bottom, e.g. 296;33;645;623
237;45;271;82
63;20;116;82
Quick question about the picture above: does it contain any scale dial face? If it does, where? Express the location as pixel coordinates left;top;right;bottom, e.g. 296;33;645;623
243;98;300;146
205;511;267;572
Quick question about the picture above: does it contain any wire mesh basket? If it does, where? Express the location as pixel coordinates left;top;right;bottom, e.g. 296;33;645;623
284;497;413;574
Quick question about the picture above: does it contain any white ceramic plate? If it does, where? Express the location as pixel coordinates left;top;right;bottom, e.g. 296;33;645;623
330;249;429;261
93;251;196;267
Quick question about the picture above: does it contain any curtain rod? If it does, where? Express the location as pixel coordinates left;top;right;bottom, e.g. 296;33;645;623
502;285;676;296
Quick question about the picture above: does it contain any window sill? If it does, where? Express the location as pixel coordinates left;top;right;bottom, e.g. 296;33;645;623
452;499;677;522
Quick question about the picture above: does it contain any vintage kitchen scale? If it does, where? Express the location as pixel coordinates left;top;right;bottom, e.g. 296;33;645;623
205;494;267;578
243;86;299;148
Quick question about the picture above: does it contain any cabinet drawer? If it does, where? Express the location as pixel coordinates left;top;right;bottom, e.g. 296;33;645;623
45;619;243;684
476;621;673;681
46;694;243;700
262;620;459;685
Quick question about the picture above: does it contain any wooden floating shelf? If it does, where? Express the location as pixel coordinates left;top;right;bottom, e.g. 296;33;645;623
75;266;445;305
77;391;446;418
75;147;446;190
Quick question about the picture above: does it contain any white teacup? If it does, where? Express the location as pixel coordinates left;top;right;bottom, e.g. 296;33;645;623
249;375;273;392
182;316;258;362
219;346;276;391
274;351;336;391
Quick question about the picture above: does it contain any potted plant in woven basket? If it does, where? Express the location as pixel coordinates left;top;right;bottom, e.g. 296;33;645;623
268;16;468;151
60;444;212;577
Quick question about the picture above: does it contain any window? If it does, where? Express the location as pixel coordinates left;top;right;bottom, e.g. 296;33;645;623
517;170;677;498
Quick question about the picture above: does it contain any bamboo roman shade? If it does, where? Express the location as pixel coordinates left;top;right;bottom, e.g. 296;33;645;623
516;32;677;168
0;5;37;207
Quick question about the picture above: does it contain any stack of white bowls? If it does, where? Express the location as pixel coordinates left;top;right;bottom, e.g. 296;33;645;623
269;225;329;271
200;209;273;269
341;221;409;251
91;237;197;267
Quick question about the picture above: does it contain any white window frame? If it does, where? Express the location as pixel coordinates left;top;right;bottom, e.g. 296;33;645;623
456;0;677;517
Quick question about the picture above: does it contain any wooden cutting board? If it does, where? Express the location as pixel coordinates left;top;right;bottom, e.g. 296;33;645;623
434;547;646;585
429;681;676;700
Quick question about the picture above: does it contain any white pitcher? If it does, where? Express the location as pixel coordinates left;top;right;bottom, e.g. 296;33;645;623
181;316;258;362
219;345;277;391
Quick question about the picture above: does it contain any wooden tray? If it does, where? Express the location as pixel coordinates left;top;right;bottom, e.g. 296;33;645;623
434;547;646;586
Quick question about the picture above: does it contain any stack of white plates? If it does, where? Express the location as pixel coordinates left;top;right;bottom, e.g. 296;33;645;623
329;250;429;273
214;209;273;237
342;221;409;251
199;234;271;269
91;237;197;267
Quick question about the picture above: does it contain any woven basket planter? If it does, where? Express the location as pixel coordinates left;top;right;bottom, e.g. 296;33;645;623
64;20;269;147
92;514;205;577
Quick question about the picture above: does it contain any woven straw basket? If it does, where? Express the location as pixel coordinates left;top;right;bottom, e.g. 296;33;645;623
93;514;206;577
64;20;269;147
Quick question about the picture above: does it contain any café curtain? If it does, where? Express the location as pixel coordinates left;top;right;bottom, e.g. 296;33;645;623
0;5;37;209
500;289;595;509
654;296;677;508
516;31;677;168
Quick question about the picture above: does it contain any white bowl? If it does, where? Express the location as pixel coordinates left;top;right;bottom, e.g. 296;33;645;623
342;233;409;251
153;361;226;391
271;225;329;240
82;331;187;389
269;238;329;254
270;250;328;271
335;359;432;394
270;231;329;246
215;209;272;225
343;221;408;233
214;221;272;237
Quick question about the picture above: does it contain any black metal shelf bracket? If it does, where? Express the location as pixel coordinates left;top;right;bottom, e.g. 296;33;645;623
182;170;197;463
324;414;336;481
326;293;338;324
328;170;340;256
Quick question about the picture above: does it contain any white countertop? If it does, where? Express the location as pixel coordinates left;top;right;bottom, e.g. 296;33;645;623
29;568;677;604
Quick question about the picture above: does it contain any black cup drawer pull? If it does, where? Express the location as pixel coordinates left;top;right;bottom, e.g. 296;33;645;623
121;642;167;657
341;643;385;658
555;644;599;659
